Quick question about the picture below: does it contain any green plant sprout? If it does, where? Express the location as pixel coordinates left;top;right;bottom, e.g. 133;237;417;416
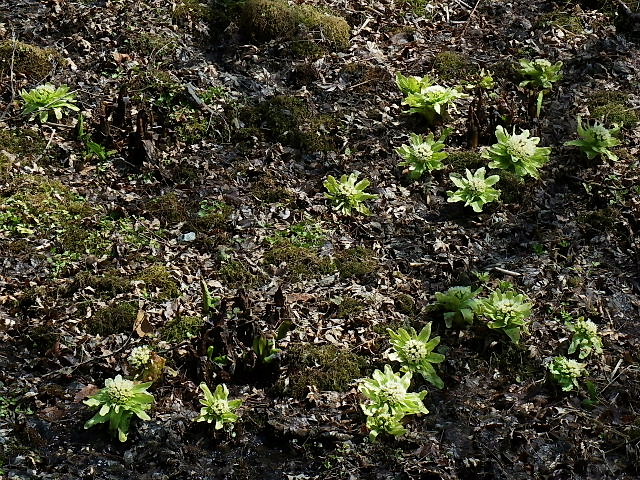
396;130;450;179
194;383;242;430
482;126;551;178
20;84;79;122
480;288;533;343
387;324;445;388
128;346;153;370
518;58;562;117
447;167;501;212
358;365;428;441
566;316;603;359
84;375;154;442
324;172;379;216
396;72;468;124
434;285;483;328
565;116;621;161
548;356;586;391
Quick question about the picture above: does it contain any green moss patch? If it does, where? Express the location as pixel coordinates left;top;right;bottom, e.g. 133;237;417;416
0;41;61;80
219;260;264;287
334;247;378;279
71;270;132;296
136;265;180;299
447;151;485;172
0;129;47;172
432;51;478;81
161;315;204;342
240;0;350;52
264;240;334;280
87;302;138;336
144;192;186;225
285;344;367;399
587;90;638;127
239;95;338;152
252;176;295;204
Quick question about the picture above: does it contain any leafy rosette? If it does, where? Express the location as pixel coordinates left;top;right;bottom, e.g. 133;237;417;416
565;116;621;161
387;324;445;388
396;72;468;124
518;58;563;90
481;289;533;343
548;356;586;392
396;130;449;179
194;383;242;430
358;365;428;440
447;167;501;213
84;375;154;442
20;84;79;123
566;317;603;359
483;126;551;178
324;172;379;216
434;285;483;328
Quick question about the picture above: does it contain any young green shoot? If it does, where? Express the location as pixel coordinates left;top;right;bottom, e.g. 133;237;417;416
84;375;154;442
396;129;450;179
396;72;468;124
324;172;379;216
480;288;533;343
518;58;563;117
447;167;501;213
434;285;483;328
194;383;242;430
548;356;586;392
565;116;621;161
566;316;603;359
482;126;551;178
387;324;445;388
20;84;79;123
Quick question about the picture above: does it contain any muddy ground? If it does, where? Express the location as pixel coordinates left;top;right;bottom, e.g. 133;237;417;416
0;0;639;478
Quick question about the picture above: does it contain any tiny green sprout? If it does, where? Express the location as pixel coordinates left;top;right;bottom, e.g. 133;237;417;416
548;356;586;391
194;383;242;430
434;285;483;328
396;72;468;124
483;126;551;178
128;346;153;370
518;58;563;116
565;116;621;161
387;324;445;388
396;129;450;179
358;365;428;441
84;375;154;442
324;172;379;216
447;167;501;213
477;69;496;90
20;84;79;123
566;316;603;359
480;288;533;343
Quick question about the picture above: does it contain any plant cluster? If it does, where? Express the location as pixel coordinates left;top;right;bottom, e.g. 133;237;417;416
482;126;551;179
396;72;468;125
84;375;155;442
434;285;482;328
20;83;79;123
396;130;450;179
566;316;603;359
446;167;501;212
387;324;445;388
548;356;586;391
194;383;242;430
433;284;533;344
324;172;379;216
358;365;428;440
565;116;621;161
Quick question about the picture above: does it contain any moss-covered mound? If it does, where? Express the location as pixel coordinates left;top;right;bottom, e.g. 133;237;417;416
0;41;61;79
87;302;138;336
285;344;367;399
136;265;180;299
239;95;338;152
239;0;350;52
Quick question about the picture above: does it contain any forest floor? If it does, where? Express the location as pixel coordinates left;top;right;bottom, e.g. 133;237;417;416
1;0;640;478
